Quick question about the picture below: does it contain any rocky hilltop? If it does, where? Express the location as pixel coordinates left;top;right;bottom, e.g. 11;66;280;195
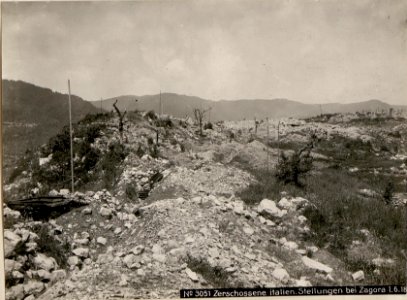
3;110;407;299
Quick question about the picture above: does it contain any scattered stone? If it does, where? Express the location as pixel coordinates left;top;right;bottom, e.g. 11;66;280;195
100;207;113;218
278;197;295;210
11;270;24;280
4;230;23;258
137;269;146;276
67;256;80;266
185;268;199;282
123;254;141;269
272;268;290;283
243;226;254;236
50;269;67;284
5;259;23;275
257;199;286;219
6;284;24;300
352;270;365;281
119;274;128;287
208;247;220;258
25;242;37;253
23;280;45;295
82;207;92;215
306;246;319;254
74;238;89;246
72;248;89;258
4;206;21;219
59;189;70;196
48;189;58;197
244;253;256;260
372;257;395;267
185;236;195;244
225;266;237;273
131;245;144;255
152;253;166;263
233;203;244;215
97;237;107;245
301;256;332;274
283;241;299;250
114;227;122;235
33;253;57;271
36;269;52;281
295;278;312;287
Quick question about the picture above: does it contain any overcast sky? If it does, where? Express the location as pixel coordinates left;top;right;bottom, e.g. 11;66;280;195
3;0;407;104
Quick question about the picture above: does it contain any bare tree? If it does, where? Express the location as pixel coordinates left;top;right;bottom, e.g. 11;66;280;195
113;99;127;137
193;108;211;136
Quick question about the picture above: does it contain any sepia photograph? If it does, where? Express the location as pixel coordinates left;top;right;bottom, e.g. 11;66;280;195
2;0;407;299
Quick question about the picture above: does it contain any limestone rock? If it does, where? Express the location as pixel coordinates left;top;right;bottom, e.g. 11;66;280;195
33;253;57;271
50;269;67;284
11;270;24;280
131;245;145;255
283;241;299;251
99;207;113;218
272;268;290;283
23;280;45;296
352;270;364;281
123;254;141;269
4;230;23;258
82;207;92;215
4;206;21;220
5;259;23;275
59;189;70;196
301;256;332;274
185;268;199;282
97;237;107;245
72;247;89;258
278;197;295;210
152;253;166;263
257;199;286;219
6;284;24;300
67;256;80;266
25;242;37;253
36;269;52;281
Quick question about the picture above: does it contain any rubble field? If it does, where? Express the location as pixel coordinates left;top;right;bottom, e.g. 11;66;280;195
3;111;407;299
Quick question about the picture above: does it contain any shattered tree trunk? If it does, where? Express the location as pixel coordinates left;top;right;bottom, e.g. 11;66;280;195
113;99;127;139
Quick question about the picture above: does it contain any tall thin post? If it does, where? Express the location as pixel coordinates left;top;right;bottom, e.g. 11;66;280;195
277;120;281;164
68;80;74;193
159;90;162;116
100;98;102;114
266;117;270;171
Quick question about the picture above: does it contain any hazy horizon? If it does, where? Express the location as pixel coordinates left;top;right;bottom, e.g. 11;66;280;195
3;0;407;105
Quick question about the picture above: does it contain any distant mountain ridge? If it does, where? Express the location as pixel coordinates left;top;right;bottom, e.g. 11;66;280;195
2;79;99;178
95;94;406;121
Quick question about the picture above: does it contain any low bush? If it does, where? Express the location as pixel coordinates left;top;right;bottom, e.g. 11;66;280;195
145;110;157;121
303;169;406;284
78;112;111;125
125;184;138;201
204;122;213;130
30;223;71;268
185;255;230;288
100;141;129;189
382;181;395;205
275;136;316;186
237;168;304;206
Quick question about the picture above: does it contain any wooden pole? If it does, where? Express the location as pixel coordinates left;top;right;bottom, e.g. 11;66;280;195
277;120;281;164
68;80;74;193
266;117;269;171
159;90;162;116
